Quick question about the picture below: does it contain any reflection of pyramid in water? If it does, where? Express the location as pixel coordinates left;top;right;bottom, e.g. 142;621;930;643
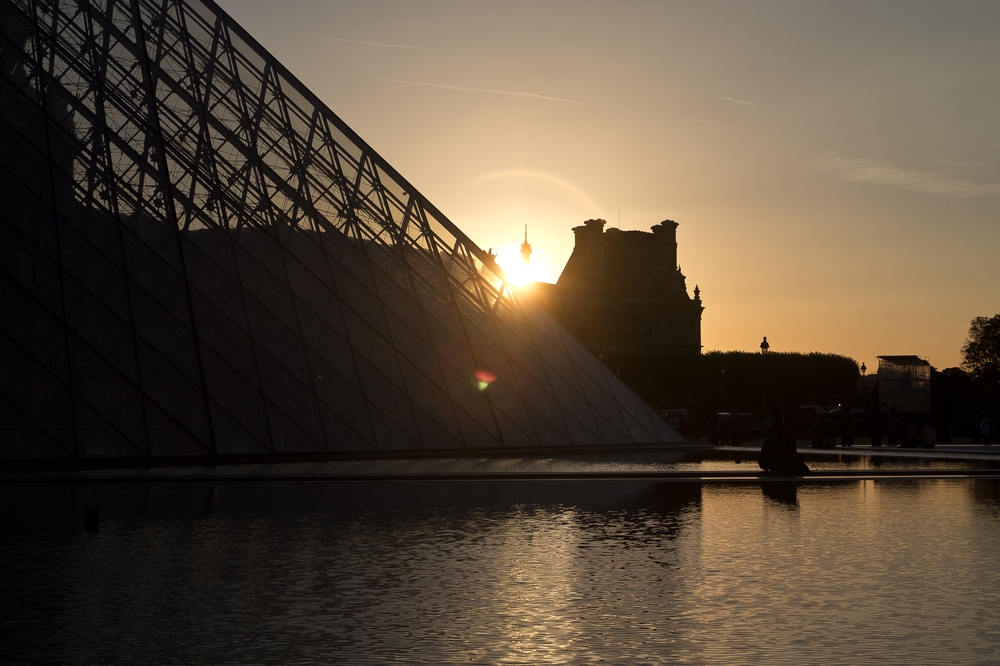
0;0;682;459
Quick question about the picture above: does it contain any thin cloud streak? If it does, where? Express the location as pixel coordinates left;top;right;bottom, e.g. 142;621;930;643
301;34;533;66
817;154;1000;198
373;79;581;104
313;36;424;50
676;116;731;126
720;95;754;105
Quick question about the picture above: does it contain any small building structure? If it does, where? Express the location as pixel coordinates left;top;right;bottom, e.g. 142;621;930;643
533;219;703;357
877;355;931;413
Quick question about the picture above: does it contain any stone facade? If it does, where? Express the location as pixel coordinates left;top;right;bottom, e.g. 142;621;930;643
533;219;703;357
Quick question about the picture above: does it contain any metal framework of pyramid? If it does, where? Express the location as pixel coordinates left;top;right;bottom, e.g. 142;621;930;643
0;0;682;460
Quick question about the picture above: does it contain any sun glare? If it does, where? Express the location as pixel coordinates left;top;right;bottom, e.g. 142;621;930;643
492;244;537;288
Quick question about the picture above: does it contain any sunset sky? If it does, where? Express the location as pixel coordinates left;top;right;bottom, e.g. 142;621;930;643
218;0;999;369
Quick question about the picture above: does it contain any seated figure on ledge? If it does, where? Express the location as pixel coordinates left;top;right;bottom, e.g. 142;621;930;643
757;420;809;476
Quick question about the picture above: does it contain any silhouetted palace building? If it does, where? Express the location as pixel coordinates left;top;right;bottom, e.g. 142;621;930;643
534;219;703;357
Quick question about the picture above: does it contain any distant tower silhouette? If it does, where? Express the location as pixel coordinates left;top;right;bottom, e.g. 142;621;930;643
760;336;770;354
520;224;532;265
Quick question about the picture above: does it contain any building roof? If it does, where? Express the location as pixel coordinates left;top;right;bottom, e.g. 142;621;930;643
877;355;930;366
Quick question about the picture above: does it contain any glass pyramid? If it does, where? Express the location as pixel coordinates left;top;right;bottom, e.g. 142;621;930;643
0;0;682;460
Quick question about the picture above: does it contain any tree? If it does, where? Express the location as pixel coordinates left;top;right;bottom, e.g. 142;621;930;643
606;350;859;414
961;314;1000;388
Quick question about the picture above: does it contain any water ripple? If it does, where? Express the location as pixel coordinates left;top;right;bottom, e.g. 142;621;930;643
3;479;1000;663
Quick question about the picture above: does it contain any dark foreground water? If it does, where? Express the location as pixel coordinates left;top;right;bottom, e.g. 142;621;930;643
4;474;1000;663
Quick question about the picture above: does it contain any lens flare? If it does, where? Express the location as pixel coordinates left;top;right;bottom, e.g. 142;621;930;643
474;369;497;391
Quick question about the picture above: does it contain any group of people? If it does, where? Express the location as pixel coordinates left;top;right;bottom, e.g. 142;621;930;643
869;406;900;446
704;414;769;447
707;415;743;447
681;407;997;453
818;406;943;448
868;406;935;447
657;399;1000;479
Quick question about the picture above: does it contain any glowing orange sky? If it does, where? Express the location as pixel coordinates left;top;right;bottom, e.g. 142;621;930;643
220;0;1000;369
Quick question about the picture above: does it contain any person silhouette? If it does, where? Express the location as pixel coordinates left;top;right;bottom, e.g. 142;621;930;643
759;410;809;475
760;336;770;354
886;407;900;447
870;407;884;447
840;405;855;447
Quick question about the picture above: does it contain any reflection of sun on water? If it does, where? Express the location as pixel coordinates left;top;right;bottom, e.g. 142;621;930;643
492;508;581;661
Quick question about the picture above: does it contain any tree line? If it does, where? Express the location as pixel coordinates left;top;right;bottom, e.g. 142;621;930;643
602;313;999;421
605;350;860;415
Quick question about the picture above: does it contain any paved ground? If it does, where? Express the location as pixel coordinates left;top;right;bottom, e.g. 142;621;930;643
714;442;1000;462
3;443;998;485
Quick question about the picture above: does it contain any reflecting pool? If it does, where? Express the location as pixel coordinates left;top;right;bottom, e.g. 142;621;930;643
4;475;1000;663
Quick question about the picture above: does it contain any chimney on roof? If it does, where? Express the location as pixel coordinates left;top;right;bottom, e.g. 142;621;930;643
561;218;607;289
652;220;679;271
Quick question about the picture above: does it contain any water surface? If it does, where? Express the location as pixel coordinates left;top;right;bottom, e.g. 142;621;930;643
4;474;1000;663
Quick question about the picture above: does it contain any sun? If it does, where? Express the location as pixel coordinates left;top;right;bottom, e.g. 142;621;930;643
492;245;535;287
